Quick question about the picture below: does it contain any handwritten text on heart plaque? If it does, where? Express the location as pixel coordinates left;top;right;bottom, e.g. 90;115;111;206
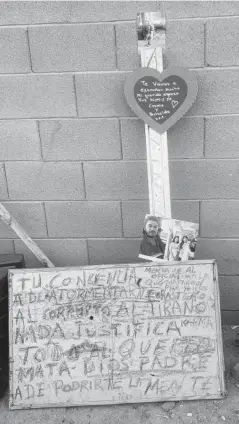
124;68;198;134
135;75;187;124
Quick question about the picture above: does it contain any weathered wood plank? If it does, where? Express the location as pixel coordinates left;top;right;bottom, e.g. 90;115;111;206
9;261;225;409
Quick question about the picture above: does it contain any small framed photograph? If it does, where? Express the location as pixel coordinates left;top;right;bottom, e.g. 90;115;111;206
139;215;199;262
137;12;166;51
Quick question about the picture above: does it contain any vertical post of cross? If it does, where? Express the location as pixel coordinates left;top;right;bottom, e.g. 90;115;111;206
137;11;171;218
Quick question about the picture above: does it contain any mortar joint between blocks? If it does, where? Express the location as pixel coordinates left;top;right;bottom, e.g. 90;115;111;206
81;163;87;200
73;74;79;117
85;239;90;266
203;21;208;67
3;163;10;199
36;120;44;160
203;117;206;158
119;201;124;237
42;202;49;237
199;200;202;237
113;24;118;70
26;27;34;72
118;119;123;160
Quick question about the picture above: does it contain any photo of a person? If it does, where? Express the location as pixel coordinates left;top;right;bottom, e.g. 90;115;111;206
139;215;199;262
168;236;180;261
142;19;154;46
188;239;197;260
178;236;190;261
139;215;165;258
137;12;165;51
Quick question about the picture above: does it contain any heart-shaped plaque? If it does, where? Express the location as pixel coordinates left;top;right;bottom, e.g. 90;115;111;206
124;67;198;134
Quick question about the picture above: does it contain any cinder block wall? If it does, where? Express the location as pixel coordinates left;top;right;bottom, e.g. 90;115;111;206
0;1;239;322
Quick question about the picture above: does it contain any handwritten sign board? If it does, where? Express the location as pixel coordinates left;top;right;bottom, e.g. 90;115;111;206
124;67;198;134
9;260;225;409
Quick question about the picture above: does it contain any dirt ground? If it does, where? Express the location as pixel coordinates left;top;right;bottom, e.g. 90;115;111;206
0;326;239;424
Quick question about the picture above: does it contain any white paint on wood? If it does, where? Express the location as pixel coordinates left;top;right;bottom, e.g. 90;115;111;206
0;202;54;268
9;260;225;409
141;47;171;218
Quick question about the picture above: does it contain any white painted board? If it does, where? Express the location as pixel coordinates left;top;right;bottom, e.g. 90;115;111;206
141;46;171;218
9;260;225;409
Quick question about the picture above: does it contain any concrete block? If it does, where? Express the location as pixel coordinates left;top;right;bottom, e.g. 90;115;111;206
161;1;239;18
14;238;88;268
171;200;199;223
115;23;139;71
71;1;239;21
75;73;132;117
88;238;142;265
0;1;238;26
0;240;14;254
6;162;85;200
195;239;239;275
0;164;9;199
40;119;121;160
71;1;160;22
0;28;30;73
122;200;199;237
120;118;146;160
0;121;41;160
189;70;239;116
29;24;116;72
168;118;204;159
122;200;149;237
0;202;47;238
218;276;239;311
84;161;148;200
0;75;76;118
206;18;239;67
170;160;239;199
165;20;204;68
205;117;239;158
45;201;122;237
201;201;239;238
0;2;70;25
121;118;204;160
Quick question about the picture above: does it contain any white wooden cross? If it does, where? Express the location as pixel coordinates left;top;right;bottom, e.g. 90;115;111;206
137;12;171;219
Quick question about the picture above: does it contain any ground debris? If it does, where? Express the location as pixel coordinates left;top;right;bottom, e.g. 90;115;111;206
161;401;176;412
197;417;206;423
